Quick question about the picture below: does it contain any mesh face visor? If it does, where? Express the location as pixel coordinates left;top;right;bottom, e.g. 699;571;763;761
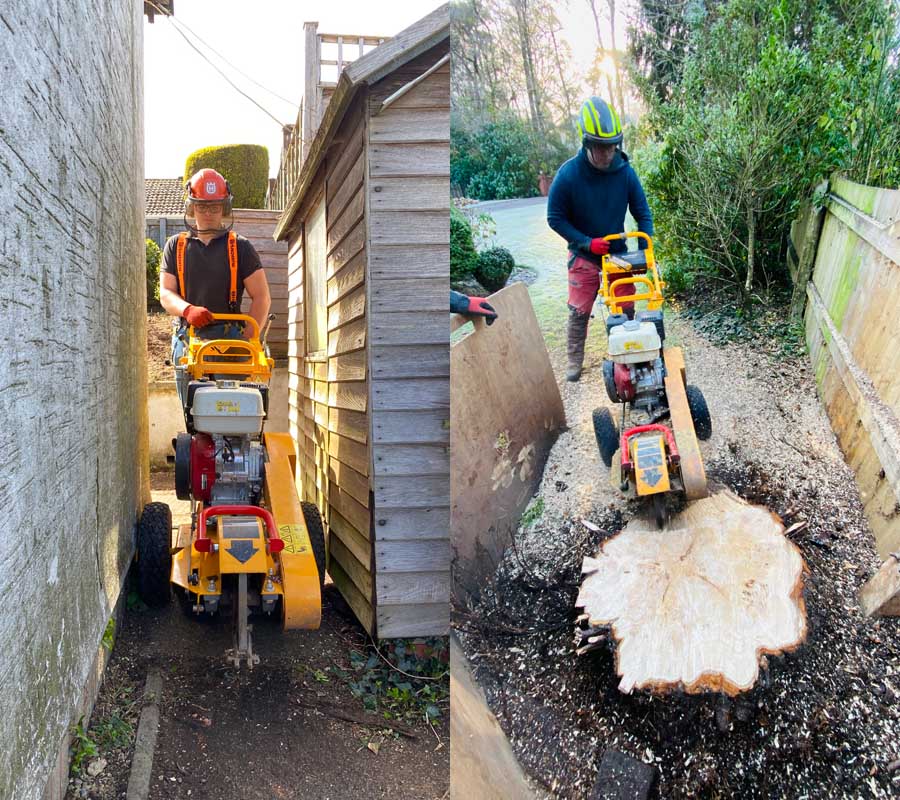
184;199;233;234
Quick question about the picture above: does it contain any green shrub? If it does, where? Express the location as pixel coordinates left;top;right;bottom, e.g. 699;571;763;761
474;247;515;292
146;238;161;308
183;144;269;208
450;207;478;282
452;117;541;200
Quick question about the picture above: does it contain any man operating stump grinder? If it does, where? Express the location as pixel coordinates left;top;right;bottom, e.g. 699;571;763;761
547;96;654;382
160;168;272;414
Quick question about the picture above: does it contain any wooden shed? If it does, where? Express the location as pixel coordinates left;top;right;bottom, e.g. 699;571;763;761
270;5;450;638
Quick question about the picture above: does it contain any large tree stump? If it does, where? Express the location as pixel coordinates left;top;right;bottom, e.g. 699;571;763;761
576;490;807;696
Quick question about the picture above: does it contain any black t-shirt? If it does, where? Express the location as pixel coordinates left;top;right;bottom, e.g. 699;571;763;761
162;231;262;314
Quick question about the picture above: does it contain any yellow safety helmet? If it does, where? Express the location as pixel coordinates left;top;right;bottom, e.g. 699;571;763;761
577;97;623;146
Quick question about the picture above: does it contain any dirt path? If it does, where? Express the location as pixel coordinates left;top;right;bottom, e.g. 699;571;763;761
67;471;449;800
455;199;900;799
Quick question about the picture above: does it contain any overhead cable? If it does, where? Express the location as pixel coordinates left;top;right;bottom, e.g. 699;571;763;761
148;1;297;106
146;0;288;126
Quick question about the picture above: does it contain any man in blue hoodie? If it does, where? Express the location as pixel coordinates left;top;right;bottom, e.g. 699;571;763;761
547;96;654;381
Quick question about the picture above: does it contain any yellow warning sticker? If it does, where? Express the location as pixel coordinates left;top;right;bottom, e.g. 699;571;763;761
215;400;241;413
278;523;311;555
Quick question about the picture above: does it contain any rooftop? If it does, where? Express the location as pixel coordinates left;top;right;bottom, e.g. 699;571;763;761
145;178;184;216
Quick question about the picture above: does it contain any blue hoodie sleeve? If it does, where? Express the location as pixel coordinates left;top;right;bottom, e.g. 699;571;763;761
547;168;593;254
627;167;654;249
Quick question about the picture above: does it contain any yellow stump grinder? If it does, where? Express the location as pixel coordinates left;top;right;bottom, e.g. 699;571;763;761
591;233;712;526
136;313;325;667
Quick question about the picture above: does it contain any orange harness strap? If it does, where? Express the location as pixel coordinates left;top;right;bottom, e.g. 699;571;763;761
227;231;238;311
177;231;238;311
176;232;189;299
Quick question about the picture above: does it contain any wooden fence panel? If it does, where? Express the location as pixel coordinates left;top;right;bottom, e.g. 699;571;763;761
804;175;900;559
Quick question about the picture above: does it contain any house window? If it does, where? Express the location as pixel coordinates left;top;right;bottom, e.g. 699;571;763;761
305;195;327;358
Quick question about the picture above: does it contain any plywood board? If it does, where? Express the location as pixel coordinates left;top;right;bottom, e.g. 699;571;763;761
449;636;538;800
451;282;565;595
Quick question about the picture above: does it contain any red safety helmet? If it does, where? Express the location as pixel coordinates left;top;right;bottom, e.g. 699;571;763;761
185;168;234;215
184;168;234;233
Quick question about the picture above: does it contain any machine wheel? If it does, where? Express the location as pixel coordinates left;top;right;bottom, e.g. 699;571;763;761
602;361;621;404
301;502;327;590
592;408;619;468
686;385;712;441
137;502;172;607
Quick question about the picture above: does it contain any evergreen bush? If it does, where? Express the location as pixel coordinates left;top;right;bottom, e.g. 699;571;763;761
184;144;269;208
146;238;162;308
450;207;479;282
474;247;515;292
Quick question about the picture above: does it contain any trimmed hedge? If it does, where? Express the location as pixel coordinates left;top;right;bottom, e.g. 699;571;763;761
183;144;269;209
146;238;162;309
450;207;478;283
474;247;515;292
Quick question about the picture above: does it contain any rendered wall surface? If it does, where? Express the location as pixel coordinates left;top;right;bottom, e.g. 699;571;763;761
0;3;146;798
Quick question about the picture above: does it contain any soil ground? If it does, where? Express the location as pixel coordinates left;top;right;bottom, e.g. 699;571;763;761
148;311;174;382
67;482;449;799
455;199;900;799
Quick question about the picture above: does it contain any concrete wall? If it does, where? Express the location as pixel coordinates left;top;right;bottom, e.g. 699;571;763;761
0;4;147;799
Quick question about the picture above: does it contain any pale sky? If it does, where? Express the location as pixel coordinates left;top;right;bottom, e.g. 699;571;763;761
143;0;443;179
559;0;635;76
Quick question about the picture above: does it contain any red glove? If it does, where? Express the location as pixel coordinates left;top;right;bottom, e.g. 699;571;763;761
466;296;498;326
184;304;215;327
590;238;610;255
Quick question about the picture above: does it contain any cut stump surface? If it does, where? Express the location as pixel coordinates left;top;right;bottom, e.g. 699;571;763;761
576;490;807;696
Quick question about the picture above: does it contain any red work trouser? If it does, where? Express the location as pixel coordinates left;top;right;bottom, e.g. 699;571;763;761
567;253;635;316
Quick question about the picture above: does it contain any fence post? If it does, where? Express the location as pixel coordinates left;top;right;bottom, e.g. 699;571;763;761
789;180;828;323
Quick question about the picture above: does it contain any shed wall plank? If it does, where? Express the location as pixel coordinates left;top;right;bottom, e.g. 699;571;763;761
369;177;450;212
376;571;449;604
376;603;449;638
373;444;449;476
373;507;450;541
371;378;449;411
373;410;449;444
375;475;450;508
375;539;451;573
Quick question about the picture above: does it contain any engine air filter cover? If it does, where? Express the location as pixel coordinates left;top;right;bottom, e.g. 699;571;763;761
191;385;265;435
608;320;661;364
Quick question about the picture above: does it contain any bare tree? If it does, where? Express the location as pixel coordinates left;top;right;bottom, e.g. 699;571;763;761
511;0;547;139
586;0;618;104
605;0;627;115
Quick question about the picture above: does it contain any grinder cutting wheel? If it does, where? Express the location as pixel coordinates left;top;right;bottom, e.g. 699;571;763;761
590;233;712;526
137;314;326;668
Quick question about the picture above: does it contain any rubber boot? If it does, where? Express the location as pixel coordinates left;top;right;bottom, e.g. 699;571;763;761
566;310;590;382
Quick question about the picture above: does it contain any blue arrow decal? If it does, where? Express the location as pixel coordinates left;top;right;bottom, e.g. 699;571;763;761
228;540;259;564
642;467;662;487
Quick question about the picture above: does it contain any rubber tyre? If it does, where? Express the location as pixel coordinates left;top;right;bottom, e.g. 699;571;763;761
592;408;619;468
686;384;712;441
301;502;327;590
137;502;172;607
602;360;621;404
